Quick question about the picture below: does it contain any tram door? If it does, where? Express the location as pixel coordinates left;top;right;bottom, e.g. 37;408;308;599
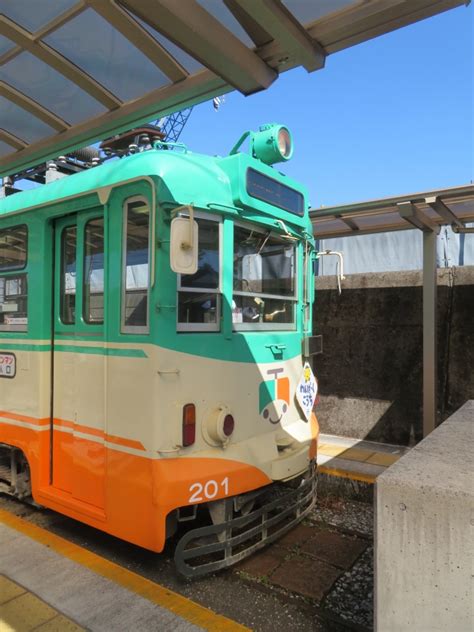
51;210;106;510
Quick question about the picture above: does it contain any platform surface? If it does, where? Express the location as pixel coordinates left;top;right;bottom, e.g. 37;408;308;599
1;574;84;632
0;512;246;632
317;433;410;483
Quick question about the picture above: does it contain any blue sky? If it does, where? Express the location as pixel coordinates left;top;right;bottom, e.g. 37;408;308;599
182;4;473;209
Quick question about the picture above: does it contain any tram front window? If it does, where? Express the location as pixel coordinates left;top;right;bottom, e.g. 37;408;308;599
233;225;297;329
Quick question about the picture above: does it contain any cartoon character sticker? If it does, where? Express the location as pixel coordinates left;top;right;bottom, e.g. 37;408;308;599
296;362;318;420
259;368;290;425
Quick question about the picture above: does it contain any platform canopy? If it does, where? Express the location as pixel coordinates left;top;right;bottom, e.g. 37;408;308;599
310;184;474;238
0;0;468;177
310;183;474;440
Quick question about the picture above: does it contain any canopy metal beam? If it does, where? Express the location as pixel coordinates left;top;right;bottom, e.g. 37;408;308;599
398;200;438;231
230;0;326;71
308;0;469;54
0;129;27;150
340;216;360;231
426;195;464;229
120;0;277;94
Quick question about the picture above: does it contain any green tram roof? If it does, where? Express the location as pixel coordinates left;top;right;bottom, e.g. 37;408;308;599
0;150;232;215
0;148;311;236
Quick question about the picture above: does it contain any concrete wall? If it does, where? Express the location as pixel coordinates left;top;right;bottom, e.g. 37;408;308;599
312;266;474;445
375;401;474;631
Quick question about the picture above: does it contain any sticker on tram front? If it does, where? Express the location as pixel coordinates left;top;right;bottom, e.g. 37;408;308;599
259;368;290;425
296;362;318;420
0;353;16;378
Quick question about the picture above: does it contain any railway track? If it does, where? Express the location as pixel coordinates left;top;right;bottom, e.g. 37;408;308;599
0;492;374;631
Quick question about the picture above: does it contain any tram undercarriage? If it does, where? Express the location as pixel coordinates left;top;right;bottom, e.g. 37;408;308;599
0;444;32;501
174;462;317;578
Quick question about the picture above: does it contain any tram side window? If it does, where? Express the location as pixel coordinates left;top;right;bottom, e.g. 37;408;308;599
0;225;28;332
178;217;221;331
60;226;77;324
83;218;104;324
122;199;150;332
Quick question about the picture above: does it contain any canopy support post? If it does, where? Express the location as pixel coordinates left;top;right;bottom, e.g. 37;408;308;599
398;201;439;438
422;229;437;437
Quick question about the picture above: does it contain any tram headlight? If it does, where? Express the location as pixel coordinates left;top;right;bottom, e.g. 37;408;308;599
252;124;293;165
203;406;235;446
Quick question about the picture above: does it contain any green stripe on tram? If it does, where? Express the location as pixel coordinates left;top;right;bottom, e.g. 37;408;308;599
0;343;51;352
0;342;147;358
55;345;147;358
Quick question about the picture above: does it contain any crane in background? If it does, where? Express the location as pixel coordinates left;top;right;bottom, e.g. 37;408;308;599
155;107;194;143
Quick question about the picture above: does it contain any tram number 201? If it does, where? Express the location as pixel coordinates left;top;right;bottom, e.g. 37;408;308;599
188;477;229;503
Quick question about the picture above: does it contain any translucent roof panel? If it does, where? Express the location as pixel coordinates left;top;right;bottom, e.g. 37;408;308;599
0;0;467;178
0;35;14;57
314;218;352;236
0;141;14;158
132;15;204;75
0;97;55;144
282;0;355;26
197;0;255;47
447;200;474;220
354;212;406;229
44;9;171;102
0;51;106;124
0;0;79;33
153;33;204;75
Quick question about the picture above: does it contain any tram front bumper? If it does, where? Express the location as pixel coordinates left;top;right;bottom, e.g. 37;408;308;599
174;461;317;578
271;442;313;481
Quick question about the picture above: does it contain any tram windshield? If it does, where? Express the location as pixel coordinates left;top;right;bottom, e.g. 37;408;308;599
233;224;297;329
175;215;299;332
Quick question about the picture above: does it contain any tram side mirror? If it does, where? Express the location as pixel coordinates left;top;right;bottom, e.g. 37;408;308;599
170;217;199;275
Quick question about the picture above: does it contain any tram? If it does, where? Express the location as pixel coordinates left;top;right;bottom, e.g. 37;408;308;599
0;124;319;576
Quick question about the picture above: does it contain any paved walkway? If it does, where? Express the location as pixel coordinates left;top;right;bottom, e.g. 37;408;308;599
317;433;410;483
1;574;84;631
0;510;247;632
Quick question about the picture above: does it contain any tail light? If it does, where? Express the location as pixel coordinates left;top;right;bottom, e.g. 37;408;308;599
182;403;196;447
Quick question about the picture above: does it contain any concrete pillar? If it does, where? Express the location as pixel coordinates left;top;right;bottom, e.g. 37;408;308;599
375;400;474;631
